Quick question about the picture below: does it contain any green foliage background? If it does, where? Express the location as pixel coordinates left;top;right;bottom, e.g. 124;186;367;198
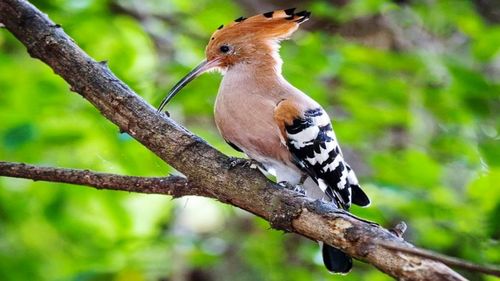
0;0;498;280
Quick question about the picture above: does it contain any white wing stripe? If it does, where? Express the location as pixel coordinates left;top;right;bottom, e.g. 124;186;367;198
288;126;319;148
337;170;348;189
322;155;342;173
347;168;359;186
318;179;328;192
305;141;335;165
311;114;330;126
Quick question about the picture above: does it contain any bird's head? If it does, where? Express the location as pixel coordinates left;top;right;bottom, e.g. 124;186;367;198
157;8;310;112
205;8;311;70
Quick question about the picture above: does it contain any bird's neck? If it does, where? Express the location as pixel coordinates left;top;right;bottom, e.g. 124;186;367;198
220;53;292;100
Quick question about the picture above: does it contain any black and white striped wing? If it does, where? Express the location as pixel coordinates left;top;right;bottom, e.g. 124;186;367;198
284;108;370;209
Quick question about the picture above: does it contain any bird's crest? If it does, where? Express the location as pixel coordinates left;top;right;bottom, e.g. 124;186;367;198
210;8;311;42
157;9;311;111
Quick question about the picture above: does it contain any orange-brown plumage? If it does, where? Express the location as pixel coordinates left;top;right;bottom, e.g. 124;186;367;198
274;99;302;141
205;9;310;69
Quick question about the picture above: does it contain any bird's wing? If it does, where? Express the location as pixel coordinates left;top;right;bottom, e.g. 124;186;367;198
274;99;370;209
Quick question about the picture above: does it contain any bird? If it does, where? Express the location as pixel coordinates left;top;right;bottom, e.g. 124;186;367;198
157;8;371;274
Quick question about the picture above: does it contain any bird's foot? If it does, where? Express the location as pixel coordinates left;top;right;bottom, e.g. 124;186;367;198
389;221;407;238
278;181;306;195
228;157;259;169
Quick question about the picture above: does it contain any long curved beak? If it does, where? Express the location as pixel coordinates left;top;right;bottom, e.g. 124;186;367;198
157;59;219;112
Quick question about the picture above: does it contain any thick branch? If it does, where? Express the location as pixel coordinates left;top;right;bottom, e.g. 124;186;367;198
0;1;478;280
2;161;499;278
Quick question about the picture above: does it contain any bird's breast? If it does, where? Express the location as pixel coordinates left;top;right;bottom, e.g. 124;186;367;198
214;88;290;165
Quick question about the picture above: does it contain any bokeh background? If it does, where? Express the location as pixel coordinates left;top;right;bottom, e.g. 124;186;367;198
0;0;499;280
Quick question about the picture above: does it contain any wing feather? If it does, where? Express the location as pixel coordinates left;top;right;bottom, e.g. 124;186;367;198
274;100;370;209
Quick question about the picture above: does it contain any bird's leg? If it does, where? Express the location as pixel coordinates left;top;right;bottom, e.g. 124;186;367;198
228;157;260;170
279;174;308;195
278;181;306;196
295;173;309;195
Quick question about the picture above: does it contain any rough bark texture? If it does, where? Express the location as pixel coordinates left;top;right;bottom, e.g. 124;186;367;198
0;0;470;280
0;161;207;198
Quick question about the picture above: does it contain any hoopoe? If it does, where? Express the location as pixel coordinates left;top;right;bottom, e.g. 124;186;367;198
158;8;371;274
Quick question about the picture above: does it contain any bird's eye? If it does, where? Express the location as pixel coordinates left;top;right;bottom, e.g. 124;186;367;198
219;45;231;53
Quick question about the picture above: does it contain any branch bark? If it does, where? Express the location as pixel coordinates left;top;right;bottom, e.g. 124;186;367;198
0;161;207;198
0;0;488;280
379;242;500;277
2;161;499;279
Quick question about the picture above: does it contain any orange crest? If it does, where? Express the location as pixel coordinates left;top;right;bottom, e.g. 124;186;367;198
210;8;310;42
205;8;311;66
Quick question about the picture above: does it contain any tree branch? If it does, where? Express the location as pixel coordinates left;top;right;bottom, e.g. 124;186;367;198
379;242;500;277
0;161;209;198
2;160;499;279
0;0;489;279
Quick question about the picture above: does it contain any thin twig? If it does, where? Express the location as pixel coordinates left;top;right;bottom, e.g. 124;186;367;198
0;161;210;198
379;241;500;277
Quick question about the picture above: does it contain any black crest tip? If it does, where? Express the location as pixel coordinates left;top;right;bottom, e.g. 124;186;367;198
234;16;247;22
284;8;296;15
217;24;224;30
263;11;274;18
295;10;309;17
295;10;311;23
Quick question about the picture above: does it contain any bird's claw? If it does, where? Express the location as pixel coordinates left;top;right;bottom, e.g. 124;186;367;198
278;181;306;195
389;221;407;238
228;157;259;169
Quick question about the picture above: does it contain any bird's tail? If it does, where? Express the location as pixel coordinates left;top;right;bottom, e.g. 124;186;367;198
321;243;352;274
351;184;371;207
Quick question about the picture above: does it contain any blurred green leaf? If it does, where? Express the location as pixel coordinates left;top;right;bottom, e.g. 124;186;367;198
1;0;499;280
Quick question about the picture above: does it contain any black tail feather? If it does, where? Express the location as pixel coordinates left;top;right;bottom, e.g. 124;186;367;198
351;184;371;207
322;244;352;274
